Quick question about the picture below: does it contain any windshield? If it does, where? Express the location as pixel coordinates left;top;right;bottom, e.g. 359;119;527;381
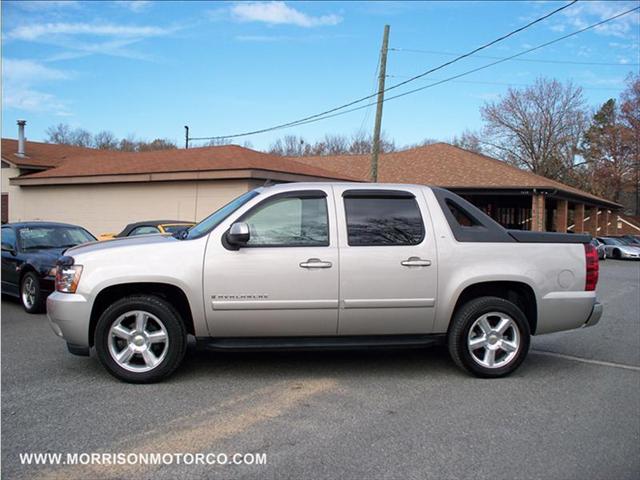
617;237;639;246
601;238;622;246
18;226;96;251
163;224;194;234
186;190;260;239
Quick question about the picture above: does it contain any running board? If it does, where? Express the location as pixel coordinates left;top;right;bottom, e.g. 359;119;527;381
195;334;446;352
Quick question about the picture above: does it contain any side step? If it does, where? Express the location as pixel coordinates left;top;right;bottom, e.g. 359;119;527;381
195;334;446;352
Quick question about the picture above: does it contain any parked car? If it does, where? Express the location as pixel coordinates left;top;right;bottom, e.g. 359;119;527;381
591;238;606;260
47;183;602;383
596;237;640;260
99;220;194;241
1;222;96;313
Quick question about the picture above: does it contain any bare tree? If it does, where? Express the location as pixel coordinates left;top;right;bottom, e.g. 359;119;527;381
45;123;73;144
451;129;483;154
349;130;372;154
137;139;177;151
93;131;119;150
118;135;138;152
202;138;232;147
480;78;587;180
323;134;349;155
71;129;93;148
44;124;177;151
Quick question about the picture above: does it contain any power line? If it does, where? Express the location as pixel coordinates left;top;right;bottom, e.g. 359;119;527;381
389;48;640;66
189;0;577;141
386;76;628;91
264;6;640;130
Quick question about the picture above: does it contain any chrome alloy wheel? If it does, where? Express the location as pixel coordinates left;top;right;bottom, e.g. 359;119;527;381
108;310;169;373
467;312;520;369
21;276;36;309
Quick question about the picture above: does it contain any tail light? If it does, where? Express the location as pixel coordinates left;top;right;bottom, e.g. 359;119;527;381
584;243;599;291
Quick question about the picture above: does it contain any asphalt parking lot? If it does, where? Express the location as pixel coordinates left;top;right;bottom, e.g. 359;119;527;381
1;260;639;480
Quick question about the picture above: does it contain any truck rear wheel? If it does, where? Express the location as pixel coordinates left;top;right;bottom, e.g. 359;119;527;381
448;296;530;378
94;295;187;383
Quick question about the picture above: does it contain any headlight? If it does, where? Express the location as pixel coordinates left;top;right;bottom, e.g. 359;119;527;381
55;265;83;293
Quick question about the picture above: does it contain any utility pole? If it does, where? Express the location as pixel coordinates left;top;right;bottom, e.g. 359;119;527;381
184;125;189;149
371;24;390;182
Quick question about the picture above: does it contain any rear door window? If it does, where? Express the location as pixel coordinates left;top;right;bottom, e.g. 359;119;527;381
344;194;424;246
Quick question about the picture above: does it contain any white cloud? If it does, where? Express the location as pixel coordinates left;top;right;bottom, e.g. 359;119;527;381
114;1;152;13
4;20;177;61
2;59;72;115
6;22;169;41
2;59;70;82
230;1;342;27
553;1;640;38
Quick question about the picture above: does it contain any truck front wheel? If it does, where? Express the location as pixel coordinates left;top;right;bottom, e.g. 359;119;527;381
94;295;187;383
448;296;530;378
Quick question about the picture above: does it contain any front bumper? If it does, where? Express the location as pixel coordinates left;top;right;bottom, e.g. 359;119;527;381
47;291;92;347
583;302;603;328
620;250;640;259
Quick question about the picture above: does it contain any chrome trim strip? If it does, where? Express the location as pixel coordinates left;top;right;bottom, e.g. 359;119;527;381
342;298;435;309
212;299;338;310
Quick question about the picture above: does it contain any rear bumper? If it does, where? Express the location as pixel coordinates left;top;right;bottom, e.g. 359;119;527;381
537;291;600;335
583;302;603;328
46;291;91;347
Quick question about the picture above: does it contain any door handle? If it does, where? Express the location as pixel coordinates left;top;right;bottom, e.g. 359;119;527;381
299;258;332;269
401;257;431;267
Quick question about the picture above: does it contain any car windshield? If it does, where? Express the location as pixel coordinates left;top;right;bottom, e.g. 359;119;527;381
162;224;193;234
18;226;96;251
617;237;638;245
601;238;622;246
186;190;260;239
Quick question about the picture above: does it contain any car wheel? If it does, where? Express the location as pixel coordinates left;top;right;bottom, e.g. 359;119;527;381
448;296;530;378
613;249;621;259
94;295;187;383
21;271;45;313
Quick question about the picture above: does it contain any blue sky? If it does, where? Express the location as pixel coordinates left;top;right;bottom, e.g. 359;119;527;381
2;0;639;151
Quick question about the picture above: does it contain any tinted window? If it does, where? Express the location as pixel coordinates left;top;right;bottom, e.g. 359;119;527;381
447;201;480;227
2;228;16;249
18;227;95;250
344;196;424;246
243;195;328;247
129;226;160;236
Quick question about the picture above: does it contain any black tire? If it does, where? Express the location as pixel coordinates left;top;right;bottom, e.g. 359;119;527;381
613;249;621;259
94;295;187;383
21;271;46;314
448;296;530;378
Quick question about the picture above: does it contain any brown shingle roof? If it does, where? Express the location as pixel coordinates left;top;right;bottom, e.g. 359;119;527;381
7;141;357;181
294;143;617;207
1;138;112;169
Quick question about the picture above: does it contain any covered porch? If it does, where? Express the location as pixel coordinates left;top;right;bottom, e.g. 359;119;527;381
452;188;622;235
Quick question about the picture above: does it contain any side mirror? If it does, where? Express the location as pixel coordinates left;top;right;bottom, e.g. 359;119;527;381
1;242;16;255
226;222;250;247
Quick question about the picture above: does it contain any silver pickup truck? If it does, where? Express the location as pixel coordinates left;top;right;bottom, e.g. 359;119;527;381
47;183;602;383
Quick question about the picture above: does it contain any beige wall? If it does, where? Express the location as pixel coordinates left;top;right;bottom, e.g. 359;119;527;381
9;179;253;235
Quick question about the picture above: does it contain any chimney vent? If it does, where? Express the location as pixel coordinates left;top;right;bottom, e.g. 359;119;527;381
17;120;27;157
